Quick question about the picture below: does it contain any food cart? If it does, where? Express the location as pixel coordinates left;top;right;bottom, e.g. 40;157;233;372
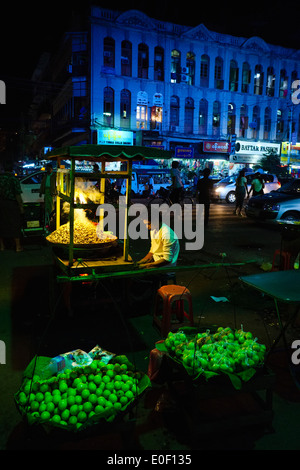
45;144;172;280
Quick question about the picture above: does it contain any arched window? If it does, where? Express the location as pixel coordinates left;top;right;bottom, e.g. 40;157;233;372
170;95;180;128
199;99;208;135
103;87;114;127
138;44;149;79
214;57;224;89
254;65;264;95
120;89;131;129
154;46;164;81
200;54;209;88
121;40;132;76
242;62;251;93
276;108;284;140
264;107;272;139
103;37;115;68
212;101;221;136
186;52;195;85
239;104;248;137
184;97;194;134
266;67;275;96
227;103;236;135
171;50;181;83
279;69;288;98
229;60;239;92
250;106;260;139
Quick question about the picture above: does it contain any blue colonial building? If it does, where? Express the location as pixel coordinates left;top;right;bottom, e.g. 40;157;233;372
29;6;300;174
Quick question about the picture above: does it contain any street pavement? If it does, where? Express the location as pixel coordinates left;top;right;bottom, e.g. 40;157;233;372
1;201;300;451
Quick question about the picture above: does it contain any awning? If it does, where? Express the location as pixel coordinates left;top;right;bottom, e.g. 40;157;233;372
46;144;172;162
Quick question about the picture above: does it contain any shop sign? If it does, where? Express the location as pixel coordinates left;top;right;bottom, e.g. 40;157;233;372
175;147;194;159
97;129;133;145
234;140;280;157
281;142;300;164
229;154;262;164
153;93;163;106
203;141;229;153
137;91;148;105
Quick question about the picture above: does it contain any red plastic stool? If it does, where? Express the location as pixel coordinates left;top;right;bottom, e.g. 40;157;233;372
271;250;291;271
153;285;194;337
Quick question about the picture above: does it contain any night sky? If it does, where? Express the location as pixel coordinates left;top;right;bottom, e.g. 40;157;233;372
1;0;299;130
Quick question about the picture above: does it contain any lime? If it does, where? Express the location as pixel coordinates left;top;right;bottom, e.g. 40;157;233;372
83;401;93;414
113;364;121;373
106;369;115;379
18;392;28;406
88;382;97;393
120;396;128;406
59;381;68;393
114;374;122;382
40;384;49;393
69;416;77;426
67;396;76;407
44;394;53;404
30;401;40;412
121;383;130;393
116;390;124;398
75;395;82;405
81;389;90;401
97;397;107;407
35;392;44;403
61;409;70;421
120;364;128;372
80;374;87;383
51;414;61;424
93;374;102;386
46;402;55;414
58;399;68;412
39;403;47;414
108;393;117;404
52;394;61;406
121;374;129;382
90;361;98;372
114;402;122;410
102;389;111;399
77;411;87;423
125;390;134;400
95;405;104;414
106;363;114;370
95;388;103;397
52;388;61;396
32;382;40;393
102;375;110;384
40;411;51;421
73;377;82;388
88;394;98;405
77;382;88;394
87;374;95;382
67;387;76;397
105;400;113;409
105;382;114;392
114;381;122;390
70;404;79;416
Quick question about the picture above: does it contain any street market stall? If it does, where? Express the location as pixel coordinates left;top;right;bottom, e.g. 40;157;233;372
45;144;172;278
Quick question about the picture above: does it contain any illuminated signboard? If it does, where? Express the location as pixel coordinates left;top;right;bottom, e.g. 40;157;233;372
97;130;133;145
175;147;194;159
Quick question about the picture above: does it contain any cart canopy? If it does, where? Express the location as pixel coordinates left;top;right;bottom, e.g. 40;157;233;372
46;144;172;162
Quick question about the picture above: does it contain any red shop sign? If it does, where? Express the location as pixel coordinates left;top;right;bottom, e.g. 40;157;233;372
203;141;229;153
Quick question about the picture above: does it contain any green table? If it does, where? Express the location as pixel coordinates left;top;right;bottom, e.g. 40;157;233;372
240;270;300;352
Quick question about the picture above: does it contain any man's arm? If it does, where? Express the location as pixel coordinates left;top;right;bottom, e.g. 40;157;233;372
137;251;154;265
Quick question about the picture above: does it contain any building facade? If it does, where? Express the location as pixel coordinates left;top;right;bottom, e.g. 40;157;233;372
28;7;300;174
89;7;300;172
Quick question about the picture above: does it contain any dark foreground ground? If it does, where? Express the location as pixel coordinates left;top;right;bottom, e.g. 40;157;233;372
1;203;300;454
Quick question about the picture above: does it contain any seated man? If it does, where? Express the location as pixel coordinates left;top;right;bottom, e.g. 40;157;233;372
137;207;180;284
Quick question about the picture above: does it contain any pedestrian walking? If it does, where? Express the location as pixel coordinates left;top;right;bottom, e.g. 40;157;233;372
170;161;184;203
248;172;265;197
234;169;248;216
197;167;213;225
0;160;24;252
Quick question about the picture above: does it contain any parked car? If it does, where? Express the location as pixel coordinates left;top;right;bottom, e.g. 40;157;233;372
245;178;300;223
212;172;280;204
20;171;45;203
